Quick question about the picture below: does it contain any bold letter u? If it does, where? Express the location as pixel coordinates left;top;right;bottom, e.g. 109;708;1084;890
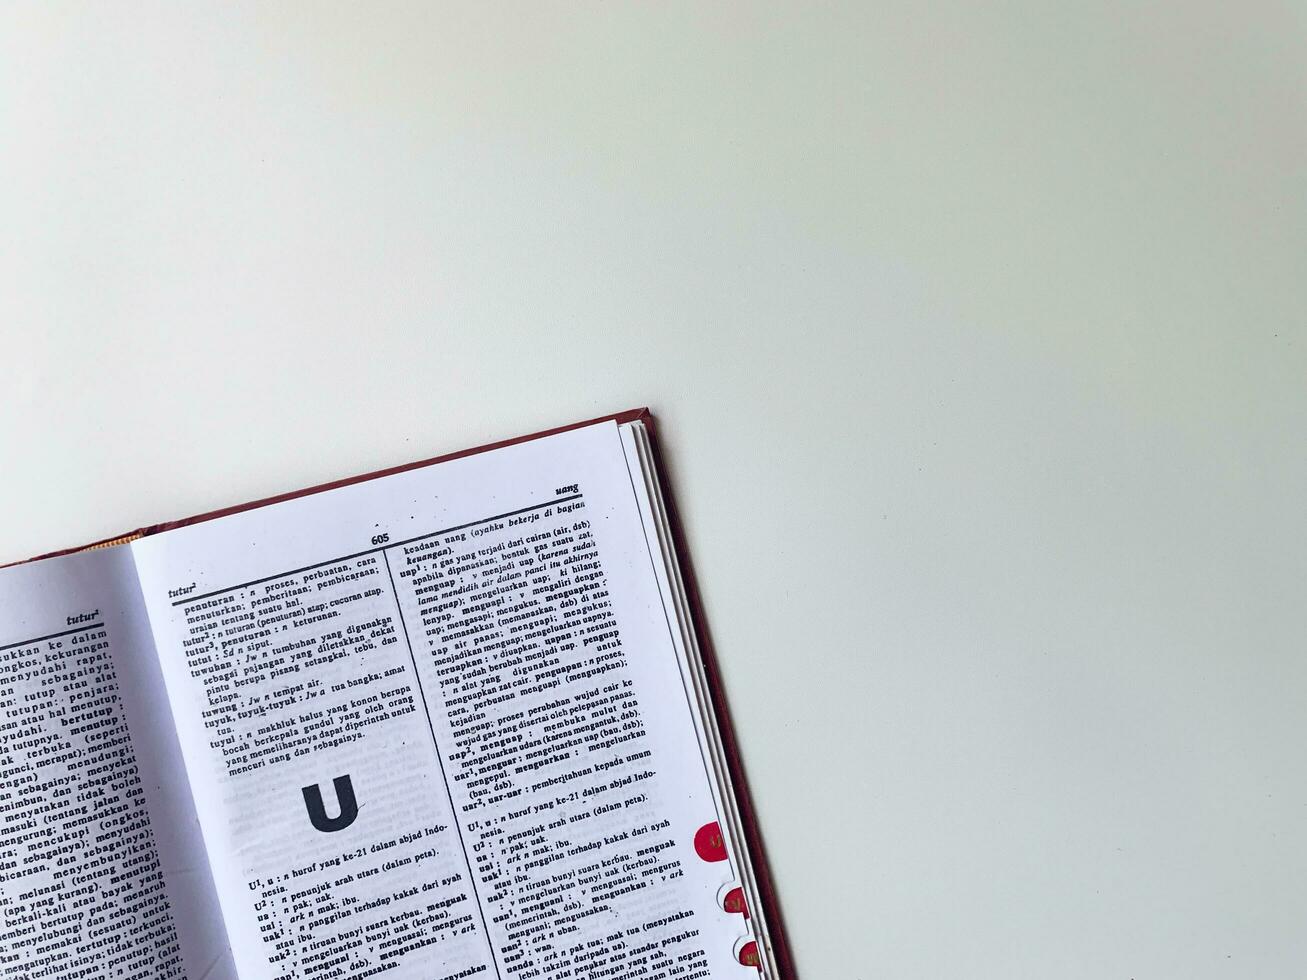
302;775;358;833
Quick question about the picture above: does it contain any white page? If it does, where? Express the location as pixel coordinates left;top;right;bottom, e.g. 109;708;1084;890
132;421;755;980
0;547;233;979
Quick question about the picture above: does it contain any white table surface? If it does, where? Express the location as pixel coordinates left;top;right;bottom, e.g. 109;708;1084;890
3;4;1304;977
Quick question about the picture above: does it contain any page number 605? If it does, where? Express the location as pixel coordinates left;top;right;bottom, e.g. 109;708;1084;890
371;533;390;546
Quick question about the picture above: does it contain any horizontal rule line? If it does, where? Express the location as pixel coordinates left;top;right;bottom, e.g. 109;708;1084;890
173;494;582;608
0;622;106;652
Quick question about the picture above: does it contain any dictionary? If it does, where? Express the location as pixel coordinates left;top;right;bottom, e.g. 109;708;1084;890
0;410;792;980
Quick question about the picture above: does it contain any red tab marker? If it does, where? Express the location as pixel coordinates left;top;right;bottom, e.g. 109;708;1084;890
723;886;749;918
738;940;761;969
693;822;727;863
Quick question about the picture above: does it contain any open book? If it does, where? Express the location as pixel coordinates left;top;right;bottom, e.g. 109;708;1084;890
0;410;789;980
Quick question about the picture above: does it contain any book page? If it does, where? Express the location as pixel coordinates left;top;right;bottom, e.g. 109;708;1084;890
132;421;754;980
0;547;233;979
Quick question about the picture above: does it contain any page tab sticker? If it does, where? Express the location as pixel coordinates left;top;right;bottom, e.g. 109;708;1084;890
694;821;728;862
723;886;749;918
736;939;761;969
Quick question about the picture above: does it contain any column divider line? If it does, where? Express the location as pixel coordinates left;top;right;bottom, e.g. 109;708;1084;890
382;548;503;980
